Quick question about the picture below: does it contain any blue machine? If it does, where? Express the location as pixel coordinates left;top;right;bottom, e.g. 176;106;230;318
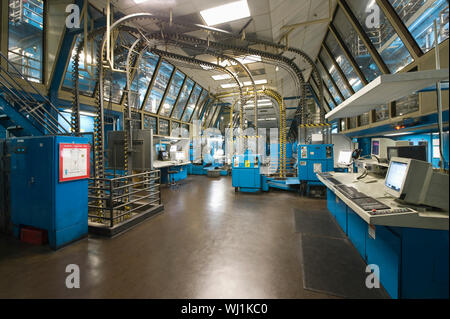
8;136;89;249
298;144;334;184
232;150;261;192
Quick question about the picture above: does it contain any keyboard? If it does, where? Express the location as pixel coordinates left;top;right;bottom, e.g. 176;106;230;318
352;197;390;211
335;185;366;199
326;177;342;186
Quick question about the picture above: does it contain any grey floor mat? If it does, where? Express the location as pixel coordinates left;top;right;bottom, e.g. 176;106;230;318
301;234;387;299
294;208;345;239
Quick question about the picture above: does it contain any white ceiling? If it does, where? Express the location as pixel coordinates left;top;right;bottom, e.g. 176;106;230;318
91;0;336;125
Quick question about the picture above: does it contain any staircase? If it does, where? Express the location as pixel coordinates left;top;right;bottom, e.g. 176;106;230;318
0;51;72;137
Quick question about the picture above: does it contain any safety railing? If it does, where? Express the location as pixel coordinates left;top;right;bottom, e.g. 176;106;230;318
87;170;162;228
0;51;72;135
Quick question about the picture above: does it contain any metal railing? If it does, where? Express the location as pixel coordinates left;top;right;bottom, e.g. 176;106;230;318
88;170;162;228
0;51;72;135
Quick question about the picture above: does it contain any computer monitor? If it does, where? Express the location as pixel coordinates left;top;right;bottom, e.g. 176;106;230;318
372;140;380;157
158;150;170;161
337;150;353;166
384;160;409;196
387;145;427;162
175;152;185;161
384;157;431;199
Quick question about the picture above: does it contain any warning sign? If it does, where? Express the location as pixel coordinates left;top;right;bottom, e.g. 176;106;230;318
59;143;90;182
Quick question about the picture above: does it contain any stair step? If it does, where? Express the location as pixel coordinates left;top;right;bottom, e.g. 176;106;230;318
0;114;10;121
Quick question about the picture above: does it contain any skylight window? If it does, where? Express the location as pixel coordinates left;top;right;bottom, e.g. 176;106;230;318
200;1;251;26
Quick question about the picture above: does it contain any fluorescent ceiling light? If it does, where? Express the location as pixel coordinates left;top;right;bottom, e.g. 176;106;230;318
200;0;251;26
212;74;232;80
221;83;239;89
133;0;150;3
243;79;267;86
383;132;414;137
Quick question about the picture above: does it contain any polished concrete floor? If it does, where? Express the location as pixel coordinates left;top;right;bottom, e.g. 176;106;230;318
0;176;338;299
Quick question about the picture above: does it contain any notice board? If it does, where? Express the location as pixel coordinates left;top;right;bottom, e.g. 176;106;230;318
59;143;90;182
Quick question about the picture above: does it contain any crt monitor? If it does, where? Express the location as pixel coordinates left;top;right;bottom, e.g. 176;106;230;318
384;157;432;200
337;150;353;166
384;160;409;197
387;145;427;162
372;140;380;156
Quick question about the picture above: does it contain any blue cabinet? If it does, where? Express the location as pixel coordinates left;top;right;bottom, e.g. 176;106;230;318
8;136;89;249
334;197;348;234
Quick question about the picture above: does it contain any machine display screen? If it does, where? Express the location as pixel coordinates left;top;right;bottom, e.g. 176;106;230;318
337;150;353;166
372;140;380;156
385;161;408;193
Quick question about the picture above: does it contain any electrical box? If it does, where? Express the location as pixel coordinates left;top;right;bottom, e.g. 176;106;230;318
232;150;261;192
107;129;153;171
298;144;334;182
7;136;89;249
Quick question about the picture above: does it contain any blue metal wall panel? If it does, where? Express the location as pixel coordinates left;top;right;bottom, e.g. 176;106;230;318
366;226;401;299
347;208;367;260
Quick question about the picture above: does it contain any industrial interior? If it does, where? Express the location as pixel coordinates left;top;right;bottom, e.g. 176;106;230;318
0;0;449;299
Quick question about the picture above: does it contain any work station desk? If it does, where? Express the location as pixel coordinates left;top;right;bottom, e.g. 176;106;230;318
153;161;191;184
318;173;449;299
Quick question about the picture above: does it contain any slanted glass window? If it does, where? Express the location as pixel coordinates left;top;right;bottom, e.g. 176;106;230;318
8;0;44;82
59;112;95;133
311;78;336;109
159;118;169;136
144;61;174;113
182;124;190;133
325;34;363;92
129;51;159;109
347;0;413;73
388;0;449;54
143;115;157;134
63;34;99;96
205;104;218;127
192;90;209;121
160;70;185;117
172;78;195;119
375;104;390;121
104;32;136;104
182;85;203;122
333;9;382;82
320;51;351;99
394;93;419;116
317;62;343;105
211;106;222;127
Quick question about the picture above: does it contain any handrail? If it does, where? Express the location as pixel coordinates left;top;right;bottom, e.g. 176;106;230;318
0;51;73;135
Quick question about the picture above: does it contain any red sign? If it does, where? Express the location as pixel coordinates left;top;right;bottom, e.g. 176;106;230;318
59;143;90;182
